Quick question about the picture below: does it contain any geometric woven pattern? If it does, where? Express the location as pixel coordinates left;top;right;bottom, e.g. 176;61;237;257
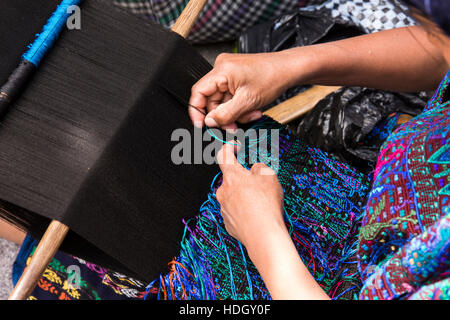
358;71;450;300
301;0;417;33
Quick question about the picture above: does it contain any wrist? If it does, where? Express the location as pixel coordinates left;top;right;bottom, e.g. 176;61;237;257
244;221;291;267
244;223;330;300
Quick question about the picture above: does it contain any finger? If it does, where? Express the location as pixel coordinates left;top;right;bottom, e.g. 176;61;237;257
188;104;206;128
190;73;227;105
222;92;233;103
205;88;255;127
206;91;224;113
207;91;233;111
189;73;228;127
216;142;245;176
237;110;263;124
204;92;233;128
205;92;238;132
250;162;276;176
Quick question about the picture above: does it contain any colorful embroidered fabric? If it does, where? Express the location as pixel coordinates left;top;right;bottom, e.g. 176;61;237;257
145;119;370;300
358;71;450;300
360;213;450;300
13;235;146;300
408;278;450;300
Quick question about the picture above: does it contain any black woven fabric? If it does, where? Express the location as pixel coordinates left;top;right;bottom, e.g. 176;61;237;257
0;0;217;281
0;1;61;85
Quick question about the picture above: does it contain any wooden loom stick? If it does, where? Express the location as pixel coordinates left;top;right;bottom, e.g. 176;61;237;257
8;221;69;300
8;0;209;301
171;0;208;38
264;85;341;125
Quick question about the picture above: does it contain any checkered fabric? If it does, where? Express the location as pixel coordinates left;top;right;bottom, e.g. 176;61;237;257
301;0;418;33
113;0;310;43
112;0;156;18
113;0;418;43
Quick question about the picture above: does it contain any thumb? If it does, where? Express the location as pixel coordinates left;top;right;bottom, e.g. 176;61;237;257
205;88;256;127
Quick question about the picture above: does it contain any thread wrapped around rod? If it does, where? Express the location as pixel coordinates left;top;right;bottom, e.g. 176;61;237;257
22;0;82;67
0;0;81;120
0;61;35;118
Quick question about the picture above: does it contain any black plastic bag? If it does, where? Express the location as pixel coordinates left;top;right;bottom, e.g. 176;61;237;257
238;11;362;54
291;87;428;172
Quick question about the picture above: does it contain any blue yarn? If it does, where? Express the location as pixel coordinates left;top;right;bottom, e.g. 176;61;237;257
22;0;81;66
333;286;358;300
205;126;240;146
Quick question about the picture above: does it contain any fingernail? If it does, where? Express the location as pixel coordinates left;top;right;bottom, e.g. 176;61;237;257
225;127;237;134
205;117;218;127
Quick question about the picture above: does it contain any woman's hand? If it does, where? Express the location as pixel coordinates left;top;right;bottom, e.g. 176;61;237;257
216;143;285;249
189;52;297;131
215;143;329;300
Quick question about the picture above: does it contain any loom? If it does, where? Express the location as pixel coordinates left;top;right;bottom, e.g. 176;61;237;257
0;0;340;300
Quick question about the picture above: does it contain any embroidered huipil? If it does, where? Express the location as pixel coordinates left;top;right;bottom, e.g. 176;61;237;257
358;71;450;300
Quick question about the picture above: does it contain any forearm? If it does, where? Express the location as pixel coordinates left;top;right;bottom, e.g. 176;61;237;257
246;223;329;300
278;26;448;92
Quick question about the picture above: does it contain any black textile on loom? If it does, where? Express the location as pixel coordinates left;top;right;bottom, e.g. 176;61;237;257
0;0;218;281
